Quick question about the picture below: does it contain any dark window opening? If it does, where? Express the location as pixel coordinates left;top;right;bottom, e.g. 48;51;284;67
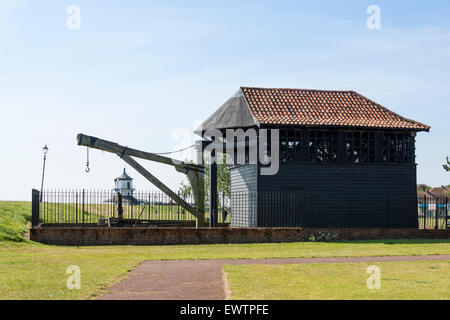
274;129;414;164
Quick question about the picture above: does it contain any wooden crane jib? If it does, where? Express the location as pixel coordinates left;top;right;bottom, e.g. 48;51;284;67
76;133;206;227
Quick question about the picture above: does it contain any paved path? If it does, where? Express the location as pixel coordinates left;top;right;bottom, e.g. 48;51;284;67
98;255;450;300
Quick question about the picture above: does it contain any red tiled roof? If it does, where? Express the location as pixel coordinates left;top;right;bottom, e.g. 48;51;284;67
241;87;430;131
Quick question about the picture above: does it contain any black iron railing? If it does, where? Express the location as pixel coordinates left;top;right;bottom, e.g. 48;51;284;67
418;196;449;230
35;189;232;226
31;189;447;229
230;192;448;229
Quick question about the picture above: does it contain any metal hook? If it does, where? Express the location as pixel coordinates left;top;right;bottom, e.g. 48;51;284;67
85;147;90;173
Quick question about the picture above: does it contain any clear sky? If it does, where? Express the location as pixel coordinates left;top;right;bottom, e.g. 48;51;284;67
0;0;449;200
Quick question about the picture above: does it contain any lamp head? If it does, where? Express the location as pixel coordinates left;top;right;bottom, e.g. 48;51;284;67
43;145;49;155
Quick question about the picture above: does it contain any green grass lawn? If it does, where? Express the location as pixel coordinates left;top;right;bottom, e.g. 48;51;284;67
38;202;230;224
1;240;449;300
0;201;449;300
39;202;198;223
224;261;450;300
0;202;31;242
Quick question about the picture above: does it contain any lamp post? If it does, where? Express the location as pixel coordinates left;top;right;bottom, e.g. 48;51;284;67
40;145;49;202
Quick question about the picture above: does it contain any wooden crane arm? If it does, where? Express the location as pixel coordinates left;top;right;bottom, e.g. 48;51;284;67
76;133;204;173
76;133;205;226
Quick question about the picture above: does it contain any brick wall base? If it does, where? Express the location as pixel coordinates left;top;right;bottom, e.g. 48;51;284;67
29;225;450;246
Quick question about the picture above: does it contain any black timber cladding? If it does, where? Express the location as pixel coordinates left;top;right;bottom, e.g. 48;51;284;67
227;127;419;228
256;163;418;228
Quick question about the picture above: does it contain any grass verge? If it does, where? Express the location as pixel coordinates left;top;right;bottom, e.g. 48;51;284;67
1;239;449;300
0;202;31;242
224;261;450;299
0;201;449;300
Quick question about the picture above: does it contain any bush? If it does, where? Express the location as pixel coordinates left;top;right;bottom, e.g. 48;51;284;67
308;231;339;242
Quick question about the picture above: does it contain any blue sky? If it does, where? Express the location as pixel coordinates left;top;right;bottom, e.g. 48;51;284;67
0;0;449;200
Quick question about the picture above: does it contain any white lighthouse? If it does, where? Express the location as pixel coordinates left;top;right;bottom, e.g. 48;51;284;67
114;168;134;197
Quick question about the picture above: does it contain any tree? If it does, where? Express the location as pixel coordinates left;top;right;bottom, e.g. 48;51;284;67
178;180;192;199
443;156;450;172
217;154;231;209
203;153;231;208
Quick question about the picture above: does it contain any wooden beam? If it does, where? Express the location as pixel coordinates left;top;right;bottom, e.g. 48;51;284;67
77;133;204;173
120;154;202;219
209;149;218;227
77;133;205;225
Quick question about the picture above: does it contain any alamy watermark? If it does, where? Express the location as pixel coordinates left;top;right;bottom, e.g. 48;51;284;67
200;128;280;176
168;121;280;176
67;5;81;30
366;5;381;30
66;265;81;290
366;265;381;290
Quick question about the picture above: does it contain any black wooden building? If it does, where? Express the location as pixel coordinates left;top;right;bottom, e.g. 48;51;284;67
196;87;430;228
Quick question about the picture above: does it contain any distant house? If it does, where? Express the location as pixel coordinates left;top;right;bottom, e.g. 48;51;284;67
418;187;448;220
429;187;449;199
114;168;134;197
417;184;431;192
197;87;430;228
417;185;448;200
417;190;436;200
106;168;146;205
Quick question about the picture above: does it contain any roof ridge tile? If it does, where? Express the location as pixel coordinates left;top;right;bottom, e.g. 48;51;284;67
240;86;430;131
